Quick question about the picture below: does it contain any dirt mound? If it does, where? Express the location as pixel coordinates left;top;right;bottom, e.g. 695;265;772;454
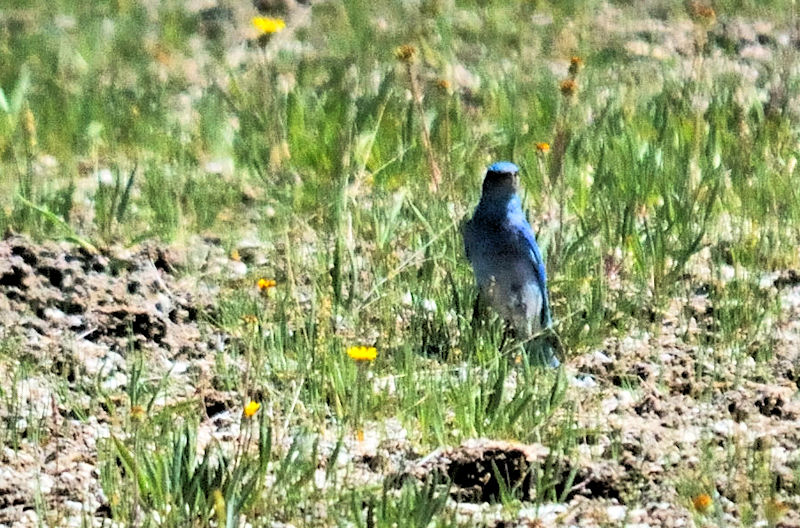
399;439;627;504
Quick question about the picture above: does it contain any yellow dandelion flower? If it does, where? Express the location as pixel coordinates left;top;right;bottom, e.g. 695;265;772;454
692;493;712;512
230;249;241;261
560;78;577;97
243;400;261;418
356;429;365;442
130;405;146;422
536;142;551;153
395;44;417;63
347;345;377;362
258;278;277;291
252;16;286;34
436;79;451;93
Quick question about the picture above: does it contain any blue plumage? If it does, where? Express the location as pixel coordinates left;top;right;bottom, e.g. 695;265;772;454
463;161;559;367
488;161;520;174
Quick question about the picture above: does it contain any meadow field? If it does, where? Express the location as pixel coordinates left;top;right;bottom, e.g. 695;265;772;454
1;0;800;526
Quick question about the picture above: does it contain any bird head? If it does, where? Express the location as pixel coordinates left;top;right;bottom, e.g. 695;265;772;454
482;161;520;198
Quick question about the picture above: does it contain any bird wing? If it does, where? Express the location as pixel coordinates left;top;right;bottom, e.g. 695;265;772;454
511;217;552;327
462;217;473;262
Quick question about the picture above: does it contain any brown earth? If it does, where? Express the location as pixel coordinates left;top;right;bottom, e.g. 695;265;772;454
0;234;232;526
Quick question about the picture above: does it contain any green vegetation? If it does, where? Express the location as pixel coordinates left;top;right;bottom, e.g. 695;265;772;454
1;0;799;525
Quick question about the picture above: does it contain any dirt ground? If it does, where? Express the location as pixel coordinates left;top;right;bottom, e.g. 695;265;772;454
1;223;799;528
0;234;229;525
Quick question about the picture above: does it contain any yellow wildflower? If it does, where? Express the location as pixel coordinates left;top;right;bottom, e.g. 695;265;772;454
252;16;286;34
692;493;712;512
356;429;365;442
436;79;451;93
243;400;261;418
258;278;277;291
559;78;577;97
130;405;146;422
395;44;417;63
536;142;551;153
241;314;258;325
230;249;241;261
347;345;377;362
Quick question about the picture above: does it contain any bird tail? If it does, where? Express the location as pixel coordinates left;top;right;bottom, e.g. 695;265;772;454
527;329;562;368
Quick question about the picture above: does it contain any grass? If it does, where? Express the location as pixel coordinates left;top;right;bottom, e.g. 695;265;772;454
1;0;799;525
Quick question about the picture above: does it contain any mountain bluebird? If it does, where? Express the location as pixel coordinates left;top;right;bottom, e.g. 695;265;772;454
463;161;560;367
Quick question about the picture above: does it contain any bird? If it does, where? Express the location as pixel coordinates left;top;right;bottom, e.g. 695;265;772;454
463;161;560;367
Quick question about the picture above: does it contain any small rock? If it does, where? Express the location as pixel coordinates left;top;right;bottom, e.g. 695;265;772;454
606;504;627;521
38;474;55;495
101;372;128;392
154;293;172;314
43;307;67;323
601;396;619;414
63;500;84;513
591;350;613;363
570;373;598;388
227;260;248;278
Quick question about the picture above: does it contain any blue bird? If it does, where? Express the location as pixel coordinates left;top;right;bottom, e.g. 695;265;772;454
463;161;560;367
